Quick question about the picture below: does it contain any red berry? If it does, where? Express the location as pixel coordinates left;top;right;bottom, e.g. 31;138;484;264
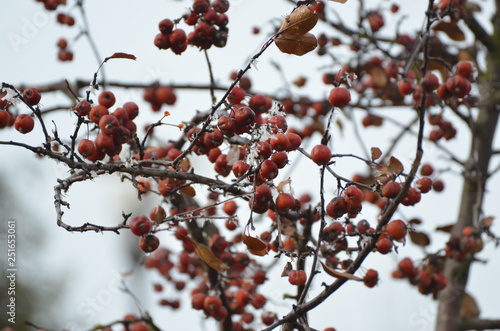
436;84;453;100
156;86;177;105
421;72;440;93
363;269;379;288
446;75;471;98
285;132;302;151
376;237;393;254
158;18;174;34
203;295;222;315
386;219;407;240
212;0;230;13
416;177;433;193
402;187;421;206
130;215;153;236
123;101;139;120
77;139;96;158
326;197;349;219
74;100;92;117
455;61;474;81
139;234;160;252
269;133;290;152
169;29;188;54
228;86;246;104
98;91;116;108
271;151;288;169
288;270;307;285
89;105;109;124
420;163;434;176
14;114;35;134
251;293;267;309
356;219;370;234
328;87;351;107
310;144;332;165
0;110;11;128
222;200;237;216
344;186;363;207
22;88;41;106
259;159;279;180
99;114;120;135
261;312;276;326
432;179;445;192
57;37;68;49
382;181;402;198
397;257;415;277
275;193;295;213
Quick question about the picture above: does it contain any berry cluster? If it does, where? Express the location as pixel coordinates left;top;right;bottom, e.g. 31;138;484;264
154;0;230;54
143;86;177;111
0;88;41;134
56;37;73;62
34;0;75;62
56;12;75;26
76;91;138;161
34;0;65;11
392;256;448;296
445;226;484;262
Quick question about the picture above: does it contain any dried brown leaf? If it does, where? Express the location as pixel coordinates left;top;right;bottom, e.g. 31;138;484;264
481;216;494;228
408;218;422;225
275;33;318;56
186;236;229;273
436;224;454;233
150;205;166;224
276;178;292;194
180;185;196;197
104;52;137;63
432;20;466;41
408;230;430;247
293;76;307;87
279;6;318;39
281;261;293;277
242;233;269;256
460;293;480;318
320;261;363;281
371;147;382;161
387;156;404;175
329;0;348;3
364;63;389;89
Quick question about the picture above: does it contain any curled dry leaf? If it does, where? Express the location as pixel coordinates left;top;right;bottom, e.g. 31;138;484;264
275;33;318;56
242;233;269;256
320;261;363;281
186;236;229;273
374;156;403;184
481;216;494;228
279;5;318;39
364;62;389;89
104;52;137;63
329;0;348;3
436;224;454;233
408;230;430;247
460;293;480;318
387;156;404;174
150;205;166;224
408;218;422;225
180;185;196;197
276;178;292;194
432;20;466;41
370;147;382;162
281;261;293;277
